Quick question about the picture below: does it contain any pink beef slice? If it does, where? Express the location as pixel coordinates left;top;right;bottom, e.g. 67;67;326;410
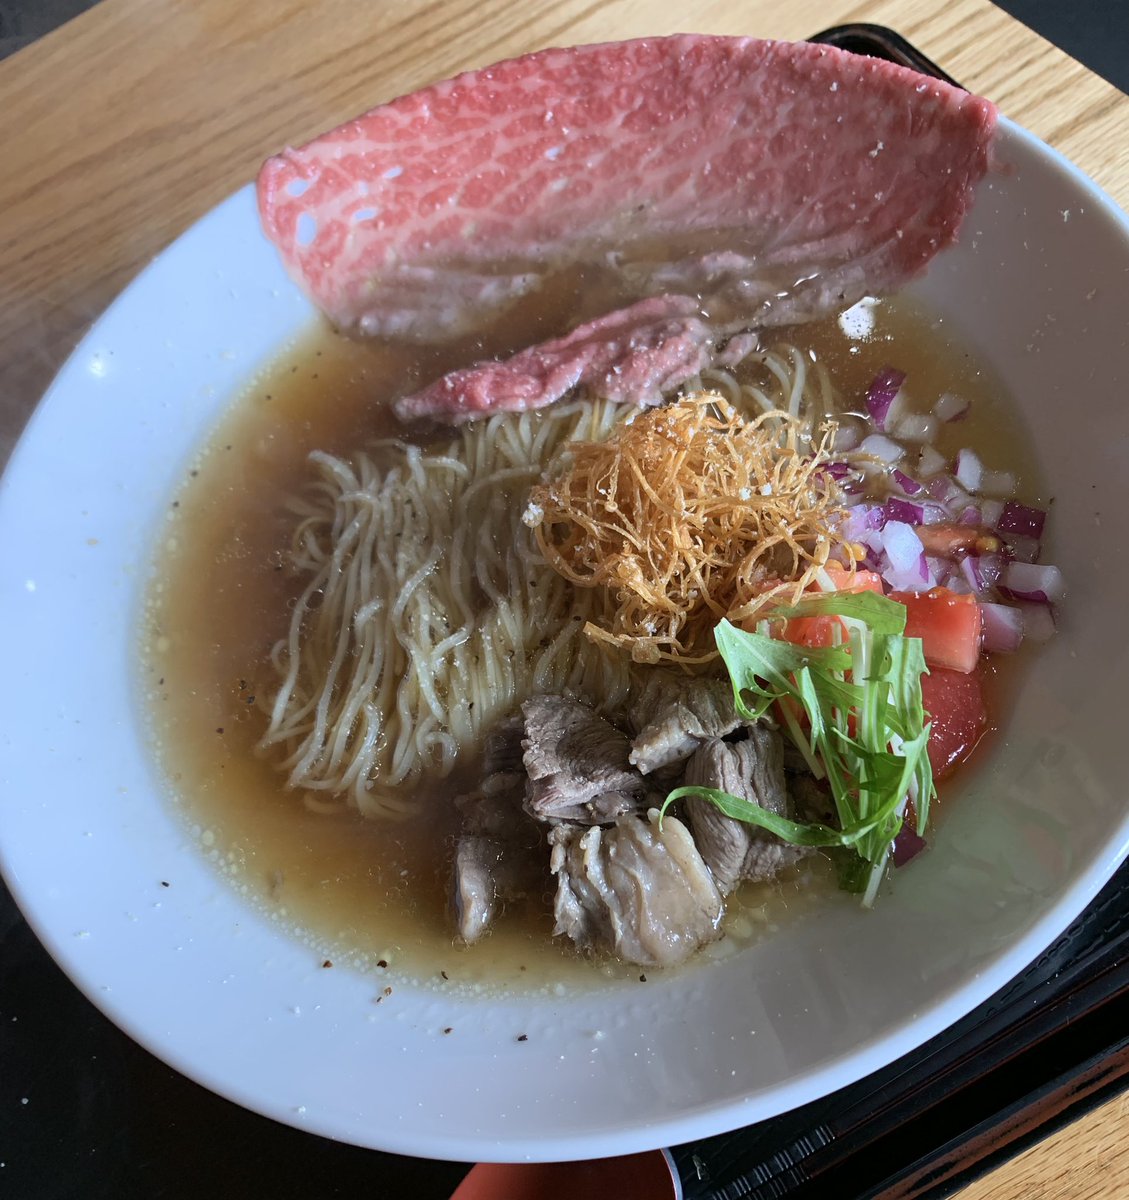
258;35;996;421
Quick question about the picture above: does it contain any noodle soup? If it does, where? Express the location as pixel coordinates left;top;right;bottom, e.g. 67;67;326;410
142;295;1040;989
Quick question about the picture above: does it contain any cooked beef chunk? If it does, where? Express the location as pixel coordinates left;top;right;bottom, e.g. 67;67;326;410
522;696;645;824
483;716;525;776
453;721;548;941
452;835;546;944
628;672;746;774
455;769;529;841
548;815;722;967
683;727;810;893
781;740;812;776
788;769;835;826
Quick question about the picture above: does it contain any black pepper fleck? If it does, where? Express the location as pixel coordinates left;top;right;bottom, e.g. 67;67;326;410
517;1034;528;1042
440;970;449;980
322;960;333;969
639;974;647;982
245;696;256;705
215;727;224;734
377;959;388;969
383;986;392;997
160;881;170;888
442;1027;453;1035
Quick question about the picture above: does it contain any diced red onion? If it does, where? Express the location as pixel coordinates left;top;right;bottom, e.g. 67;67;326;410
980;498;1005;529
932;391;971;422
944;576;972;595
883;563;936;592
979;469;1017;498
957;505;981;526
979;601;1025;653
842;505;885;540
927;555;957;589
1003;534;1041;564
960;553;1004;594
997;499;1046;540
879;523;934;591
859;433;905;465
893;825;927;867
926;474;972;511
832;424;863;454
918;502;950;527
893;413;939;444
866;367;906;431
917;445;947;478
884;497;924;526
953;448;984;493
823;461;853;480
882;522;926;572
892;469;923;496
1000;562;1066;604
1018;601;1057;644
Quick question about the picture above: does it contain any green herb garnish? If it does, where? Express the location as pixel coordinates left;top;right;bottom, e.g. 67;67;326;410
660;592;935;907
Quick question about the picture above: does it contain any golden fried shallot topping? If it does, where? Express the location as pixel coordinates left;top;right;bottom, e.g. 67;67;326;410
524;393;848;663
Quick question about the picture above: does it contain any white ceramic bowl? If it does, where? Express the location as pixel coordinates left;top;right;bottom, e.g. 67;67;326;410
2;116;1128;1162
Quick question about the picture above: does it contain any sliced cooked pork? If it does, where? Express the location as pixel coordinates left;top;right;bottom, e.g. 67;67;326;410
522;695;645;824
258;35;996;422
549;815;722;967
628;671;746;774
683;727;810;893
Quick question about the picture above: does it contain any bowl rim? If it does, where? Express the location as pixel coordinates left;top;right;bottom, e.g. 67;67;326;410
2;113;1129;1163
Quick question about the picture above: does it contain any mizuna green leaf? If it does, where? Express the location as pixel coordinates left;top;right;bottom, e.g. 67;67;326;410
670;594;935;907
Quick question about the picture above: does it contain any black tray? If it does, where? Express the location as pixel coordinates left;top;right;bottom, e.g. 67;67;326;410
671;860;1129;1199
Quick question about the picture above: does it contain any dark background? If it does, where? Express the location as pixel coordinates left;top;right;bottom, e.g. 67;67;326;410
1;2;1127;1198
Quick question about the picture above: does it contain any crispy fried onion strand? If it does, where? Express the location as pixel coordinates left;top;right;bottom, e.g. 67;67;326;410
523;393;848;664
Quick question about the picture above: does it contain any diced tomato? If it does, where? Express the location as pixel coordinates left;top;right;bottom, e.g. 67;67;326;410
890;587;982;673
921;666;988;779
783;568;885;648
824;566;885;594
915;524;1001;558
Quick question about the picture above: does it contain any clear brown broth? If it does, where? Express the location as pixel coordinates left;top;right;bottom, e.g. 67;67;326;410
141;295;1040;992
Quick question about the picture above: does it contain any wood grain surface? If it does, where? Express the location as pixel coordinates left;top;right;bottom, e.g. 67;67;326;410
1;1;1127;1195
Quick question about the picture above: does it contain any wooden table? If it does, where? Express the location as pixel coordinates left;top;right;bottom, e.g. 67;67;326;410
1;1;1127;1196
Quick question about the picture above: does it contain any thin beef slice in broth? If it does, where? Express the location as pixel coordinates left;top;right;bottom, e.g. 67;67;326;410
257;35;996;421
